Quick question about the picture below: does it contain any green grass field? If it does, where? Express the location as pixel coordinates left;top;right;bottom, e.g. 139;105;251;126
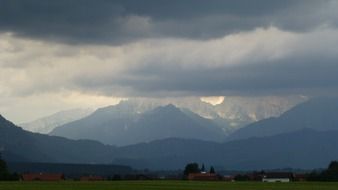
1;181;338;190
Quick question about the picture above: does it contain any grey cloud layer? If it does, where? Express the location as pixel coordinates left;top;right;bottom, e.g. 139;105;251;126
1;23;338;97
0;0;332;44
76;54;338;97
1;1;338;123
67;27;338;97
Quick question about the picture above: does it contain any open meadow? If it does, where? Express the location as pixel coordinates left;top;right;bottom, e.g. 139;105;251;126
1;181;338;190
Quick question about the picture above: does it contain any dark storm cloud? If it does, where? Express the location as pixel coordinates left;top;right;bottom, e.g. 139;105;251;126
1;0;338;98
0;0;330;44
73;49;338;97
49;22;338;98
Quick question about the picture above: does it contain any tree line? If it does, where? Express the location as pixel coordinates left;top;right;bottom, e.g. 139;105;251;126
0;154;19;181
183;163;215;176
307;161;338;181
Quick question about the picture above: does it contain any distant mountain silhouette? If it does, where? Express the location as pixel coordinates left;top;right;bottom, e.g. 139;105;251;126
0;114;116;164
50;104;226;146
227;97;338;141
20;108;94;134
3;113;338;170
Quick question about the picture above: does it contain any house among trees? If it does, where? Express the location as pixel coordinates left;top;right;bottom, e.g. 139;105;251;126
184;163;219;181
262;172;293;182
21;173;64;181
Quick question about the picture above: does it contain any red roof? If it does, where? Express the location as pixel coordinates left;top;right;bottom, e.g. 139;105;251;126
22;173;64;181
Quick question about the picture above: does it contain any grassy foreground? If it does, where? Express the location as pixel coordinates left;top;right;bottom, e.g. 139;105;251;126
1;181;338;190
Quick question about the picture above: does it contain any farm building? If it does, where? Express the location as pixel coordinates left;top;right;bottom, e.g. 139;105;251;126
262;172;293;182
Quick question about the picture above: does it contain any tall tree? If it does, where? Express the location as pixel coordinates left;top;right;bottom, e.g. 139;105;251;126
209;166;215;174
201;164;205;172
323;160;338;181
328;161;338;172
0;153;10;180
183;163;200;176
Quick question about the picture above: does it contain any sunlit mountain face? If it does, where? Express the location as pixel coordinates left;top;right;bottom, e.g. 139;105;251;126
19;95;306;135
43;95;306;146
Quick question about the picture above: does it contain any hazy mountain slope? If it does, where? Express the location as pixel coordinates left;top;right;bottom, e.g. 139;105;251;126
19;108;94;134
113;129;338;170
0;114;116;164
228;97;338;141
51;104;226;146
214;96;307;128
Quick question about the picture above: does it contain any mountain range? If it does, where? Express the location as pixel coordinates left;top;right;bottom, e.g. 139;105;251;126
2;97;338;170
50;104;226;146
2;112;338;170
112;129;338;170
21;96;306;135
48;96;306;146
228;97;338;141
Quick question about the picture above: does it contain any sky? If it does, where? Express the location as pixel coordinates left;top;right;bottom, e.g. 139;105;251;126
1;0;338;123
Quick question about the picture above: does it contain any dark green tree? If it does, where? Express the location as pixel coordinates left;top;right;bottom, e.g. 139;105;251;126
0;153;10;180
307;161;338;181
183;163;200;176
201;164;205;172
209;166;215;174
328;161;338;172
322;161;338;181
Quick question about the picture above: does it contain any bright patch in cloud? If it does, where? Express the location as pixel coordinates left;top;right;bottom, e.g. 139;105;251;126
200;96;225;105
